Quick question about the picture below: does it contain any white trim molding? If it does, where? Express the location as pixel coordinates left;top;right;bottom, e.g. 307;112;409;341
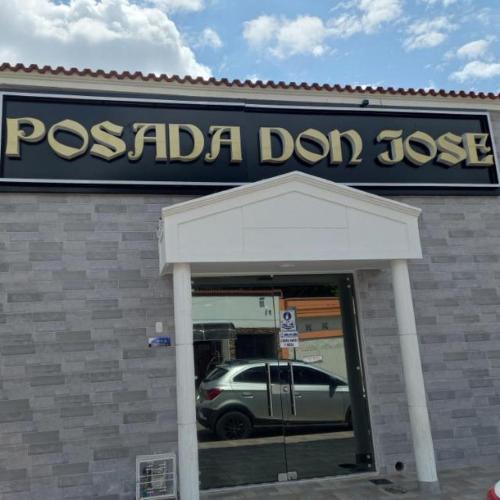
2;71;500;111
391;260;438;488
159;171;423;276
173;263;199;500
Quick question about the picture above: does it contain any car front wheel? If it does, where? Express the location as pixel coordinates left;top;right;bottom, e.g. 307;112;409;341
215;411;252;440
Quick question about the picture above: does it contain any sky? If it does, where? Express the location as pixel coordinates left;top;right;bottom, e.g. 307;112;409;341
0;0;499;93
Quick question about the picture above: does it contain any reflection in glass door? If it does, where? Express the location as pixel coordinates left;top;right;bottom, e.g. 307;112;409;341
278;275;373;481
193;281;288;489
192;275;374;490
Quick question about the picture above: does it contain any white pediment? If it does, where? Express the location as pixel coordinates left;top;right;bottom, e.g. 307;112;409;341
158;172;422;275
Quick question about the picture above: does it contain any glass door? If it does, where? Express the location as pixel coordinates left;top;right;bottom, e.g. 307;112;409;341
193;277;289;489
277;275;374;481
192;274;374;490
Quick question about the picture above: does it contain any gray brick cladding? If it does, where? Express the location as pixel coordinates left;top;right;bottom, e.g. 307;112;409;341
0;112;499;497
358;189;500;475
0;194;187;499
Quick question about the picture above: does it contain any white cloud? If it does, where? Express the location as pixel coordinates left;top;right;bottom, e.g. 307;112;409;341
450;60;500;82
243;15;277;47
243;15;330;59
199;28;222;49
148;0;205;12
329;0;403;38
404;17;457;50
456;39;492;59
243;1;403;59
358;0;403;33
273;16;330;58
421;0;457;6
0;0;211;77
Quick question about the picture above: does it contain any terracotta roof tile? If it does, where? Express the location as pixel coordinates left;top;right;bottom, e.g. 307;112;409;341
1;62;499;100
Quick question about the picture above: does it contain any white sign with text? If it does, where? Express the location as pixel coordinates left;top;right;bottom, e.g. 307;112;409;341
280;309;299;348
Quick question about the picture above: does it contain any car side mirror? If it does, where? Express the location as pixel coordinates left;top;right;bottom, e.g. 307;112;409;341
329;379;337;397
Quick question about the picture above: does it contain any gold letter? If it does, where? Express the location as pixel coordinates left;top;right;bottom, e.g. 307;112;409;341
5;117;46;158
168;124;204;162
436;132;467;166
463;133;494;167
48;119;89;160
205;126;242;163
376;130;404;165
128;123;167;161
259;127;293;164
329;129;362;165
295;128;329;165
403;131;437;166
90;121;126;161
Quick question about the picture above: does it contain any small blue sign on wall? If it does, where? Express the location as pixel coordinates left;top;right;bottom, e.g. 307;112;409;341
148;336;172;347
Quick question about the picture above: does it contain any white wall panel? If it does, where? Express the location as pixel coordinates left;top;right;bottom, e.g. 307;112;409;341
159;171;422;274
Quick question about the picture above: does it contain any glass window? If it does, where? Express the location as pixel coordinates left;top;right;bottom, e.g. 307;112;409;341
233;366;267;383
233;365;294;384
272;365;290;384
293;366;332;385
204;367;228;382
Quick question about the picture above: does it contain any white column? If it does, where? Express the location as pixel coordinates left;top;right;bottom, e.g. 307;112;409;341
173;263;199;500
391;259;438;485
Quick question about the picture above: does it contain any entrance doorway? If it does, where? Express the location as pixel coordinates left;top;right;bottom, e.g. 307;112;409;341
192;274;374;490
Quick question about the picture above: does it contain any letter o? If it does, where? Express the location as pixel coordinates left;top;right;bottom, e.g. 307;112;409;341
48;119;89;160
403;131;437;166
295;128;330;165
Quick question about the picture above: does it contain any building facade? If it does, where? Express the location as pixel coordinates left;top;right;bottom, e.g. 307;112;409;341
0;63;499;499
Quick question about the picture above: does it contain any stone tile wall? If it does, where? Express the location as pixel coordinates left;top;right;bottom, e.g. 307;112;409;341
4;189;500;496
0;193;189;499
357;191;500;474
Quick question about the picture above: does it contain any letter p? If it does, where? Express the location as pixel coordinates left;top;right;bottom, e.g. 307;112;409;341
5;117;46;158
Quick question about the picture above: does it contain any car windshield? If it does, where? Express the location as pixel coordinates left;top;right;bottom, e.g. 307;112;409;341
204;367;228;382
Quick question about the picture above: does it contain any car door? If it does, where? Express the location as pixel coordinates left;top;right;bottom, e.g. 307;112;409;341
231;364;283;422
286;364;345;423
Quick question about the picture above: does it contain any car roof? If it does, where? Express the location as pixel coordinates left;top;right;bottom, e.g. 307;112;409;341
216;359;347;381
220;358;310;367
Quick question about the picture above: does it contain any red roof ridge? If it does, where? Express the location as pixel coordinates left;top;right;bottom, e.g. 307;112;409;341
1;62;499;100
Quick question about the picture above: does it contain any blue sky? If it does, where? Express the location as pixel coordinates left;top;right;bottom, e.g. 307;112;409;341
0;0;499;92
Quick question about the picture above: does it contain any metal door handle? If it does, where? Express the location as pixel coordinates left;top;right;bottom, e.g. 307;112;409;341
241;392;254;398
288;362;297;416
265;363;273;417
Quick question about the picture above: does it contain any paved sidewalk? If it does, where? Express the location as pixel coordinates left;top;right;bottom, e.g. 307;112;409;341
201;465;498;499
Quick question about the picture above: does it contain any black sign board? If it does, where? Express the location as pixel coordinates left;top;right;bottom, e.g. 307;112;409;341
1;93;498;190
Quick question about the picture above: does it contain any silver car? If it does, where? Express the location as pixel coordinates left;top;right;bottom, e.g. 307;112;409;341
196;359;351;440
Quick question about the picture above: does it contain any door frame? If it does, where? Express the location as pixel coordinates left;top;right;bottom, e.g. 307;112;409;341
190;271;378;491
